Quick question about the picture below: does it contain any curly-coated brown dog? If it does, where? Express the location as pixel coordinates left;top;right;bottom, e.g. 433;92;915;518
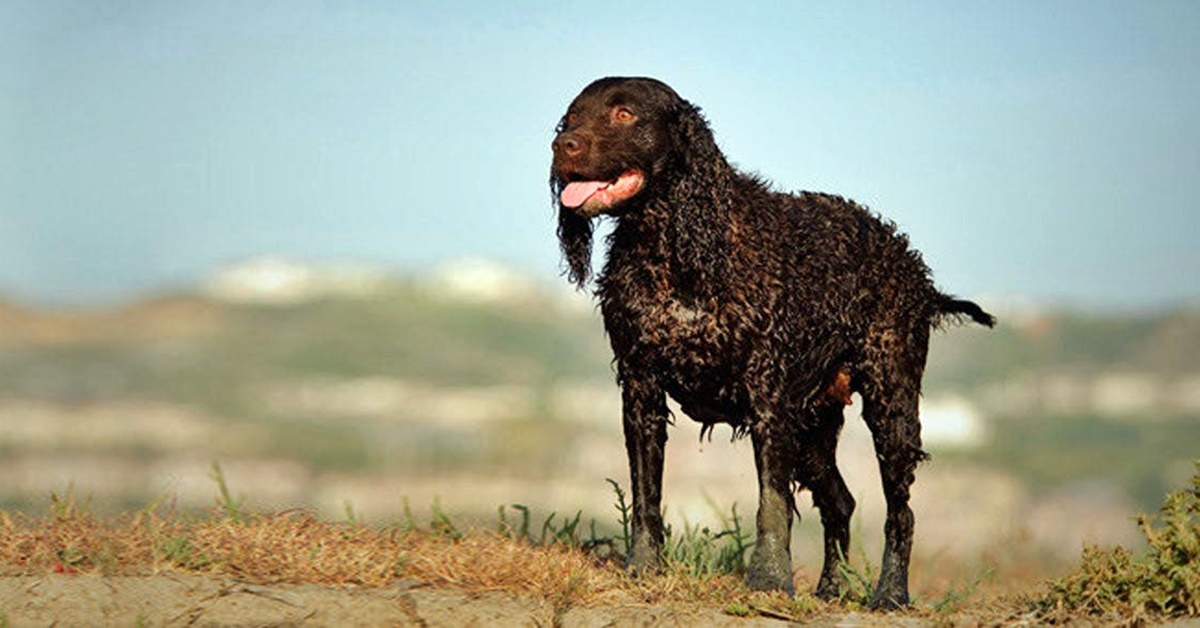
550;76;994;609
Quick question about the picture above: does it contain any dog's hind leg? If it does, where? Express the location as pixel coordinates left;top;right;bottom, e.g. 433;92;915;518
859;324;931;609
796;402;855;600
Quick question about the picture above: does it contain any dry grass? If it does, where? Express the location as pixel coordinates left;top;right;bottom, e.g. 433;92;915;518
2;470;1194;625
0;494;858;621
0;501;1026;624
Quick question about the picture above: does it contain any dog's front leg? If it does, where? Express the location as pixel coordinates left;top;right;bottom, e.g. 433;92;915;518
619;371;668;576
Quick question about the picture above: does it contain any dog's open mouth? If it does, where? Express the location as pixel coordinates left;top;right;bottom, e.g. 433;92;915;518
559;170;645;213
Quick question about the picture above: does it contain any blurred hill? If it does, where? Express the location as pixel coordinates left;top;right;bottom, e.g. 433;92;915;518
0;258;1196;566
3;260;1196;418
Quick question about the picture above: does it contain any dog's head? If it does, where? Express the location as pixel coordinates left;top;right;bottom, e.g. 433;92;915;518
551;77;723;287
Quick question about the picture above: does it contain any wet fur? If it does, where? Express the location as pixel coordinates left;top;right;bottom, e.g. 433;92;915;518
550;77;994;608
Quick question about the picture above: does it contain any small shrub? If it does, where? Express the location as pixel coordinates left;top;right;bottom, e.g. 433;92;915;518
1040;460;1200;620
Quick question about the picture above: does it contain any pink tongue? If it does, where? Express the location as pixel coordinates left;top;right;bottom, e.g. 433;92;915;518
560;181;608;208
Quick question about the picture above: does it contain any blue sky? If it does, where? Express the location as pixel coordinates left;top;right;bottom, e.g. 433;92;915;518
1;1;1197;308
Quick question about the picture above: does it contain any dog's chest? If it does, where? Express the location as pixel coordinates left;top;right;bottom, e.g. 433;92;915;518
617;286;758;422
602;271;753;378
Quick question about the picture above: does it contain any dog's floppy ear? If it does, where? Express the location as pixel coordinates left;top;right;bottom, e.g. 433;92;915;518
553;178;594;289
664;100;735;294
551;110;594;289
670;100;725;178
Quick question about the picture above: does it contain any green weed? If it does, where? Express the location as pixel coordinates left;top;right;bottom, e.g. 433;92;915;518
606;478;632;556
208;462;244;522
343;499;359;524
399;497;417;533
429;498;461;540
498;504;588;546
662;502;752;577
723;601;755;617
929;565;995;614
49;486;87;522
160;536;210;570
498;503;530;540
834;545;877;608
495;479;751;577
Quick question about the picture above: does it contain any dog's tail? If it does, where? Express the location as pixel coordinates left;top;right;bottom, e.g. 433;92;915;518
937;296;996;328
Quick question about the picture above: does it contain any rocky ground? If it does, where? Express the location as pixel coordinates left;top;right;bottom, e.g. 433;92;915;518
0;574;943;627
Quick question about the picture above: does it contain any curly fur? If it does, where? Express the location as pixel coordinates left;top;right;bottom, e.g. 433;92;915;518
550;77;994;608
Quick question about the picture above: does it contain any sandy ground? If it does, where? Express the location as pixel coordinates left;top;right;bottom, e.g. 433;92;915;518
0;574;857;627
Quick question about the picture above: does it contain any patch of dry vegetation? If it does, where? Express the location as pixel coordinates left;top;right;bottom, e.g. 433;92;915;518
0;512;814;622
0;488;810;619
0;487;886;626
1;463;1196;624
0;495;1022;623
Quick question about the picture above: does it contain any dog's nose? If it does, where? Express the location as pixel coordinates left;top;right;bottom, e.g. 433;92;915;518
552;133;586;158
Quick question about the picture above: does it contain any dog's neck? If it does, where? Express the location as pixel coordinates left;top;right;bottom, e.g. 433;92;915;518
601;177;743;303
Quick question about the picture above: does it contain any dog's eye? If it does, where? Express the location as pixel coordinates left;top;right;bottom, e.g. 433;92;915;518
566;113;578;126
614;107;636;124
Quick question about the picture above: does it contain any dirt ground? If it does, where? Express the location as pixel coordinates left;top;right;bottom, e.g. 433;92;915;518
0;574;934;627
